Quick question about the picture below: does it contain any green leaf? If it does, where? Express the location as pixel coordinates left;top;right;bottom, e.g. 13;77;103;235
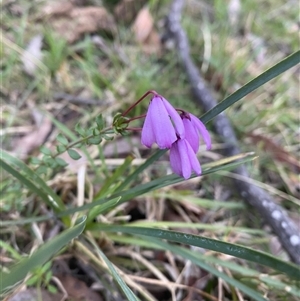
55;157;68;167
29;157;41;165
43;156;57;168
87;197;121;225
75;123;86;137
90;224;300;279
56;133;69;146
116;150;166;191
87;136;102;145
0;159;57;210
95;115;105;130
0;216;86;294
35;165;48;175
145;237;269;301
40;146;52;156
95;156;134;199
201;51;300;124
1;152;256;226
1;149;65;211
67;149;82;160
108;234;300;298
56;144;67;153
86;239;140;301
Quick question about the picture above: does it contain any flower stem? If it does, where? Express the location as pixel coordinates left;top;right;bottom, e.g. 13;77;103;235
53;126;112;158
122;90;158;116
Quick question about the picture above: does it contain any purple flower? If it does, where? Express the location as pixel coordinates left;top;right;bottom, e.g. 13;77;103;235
181;113;211;153
170;138;201;179
141;96;185;149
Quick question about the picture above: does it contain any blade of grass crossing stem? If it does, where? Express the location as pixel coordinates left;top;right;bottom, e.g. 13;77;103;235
89;225;300;279
1;150;65;210
0;216;86;295
88;239;140;301
146;237;268;301
116;150;166;191
1;153;256;226
201;51;300;124
87;196;121;224
94;155;134;199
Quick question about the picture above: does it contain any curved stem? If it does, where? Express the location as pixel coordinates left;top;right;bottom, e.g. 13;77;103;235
122;90;158;117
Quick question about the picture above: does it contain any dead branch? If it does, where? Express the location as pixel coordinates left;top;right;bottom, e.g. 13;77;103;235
165;0;300;264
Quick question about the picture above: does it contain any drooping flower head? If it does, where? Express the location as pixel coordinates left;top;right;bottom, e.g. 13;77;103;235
181;112;211;153
170;138;201;179
141;95;185;149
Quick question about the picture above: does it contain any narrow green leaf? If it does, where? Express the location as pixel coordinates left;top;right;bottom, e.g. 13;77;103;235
56;144;67;153
87;197;121;225
67;149;82;160
0;241;22;260
145;237;268;301
87;136;102;145
95;156;134;199
87;239;140;301
108;234;300;298
116;150;166;191
1;153;256;226
90;224;300;279
0;159;57;210
1;150;65;210
39;146;52;156
75;123;86;137
201;51;300;124
56;133;69;146
0;216;86;294
55;157;68;167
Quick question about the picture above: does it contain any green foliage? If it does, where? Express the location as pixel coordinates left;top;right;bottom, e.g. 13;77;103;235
2;2;299;300
43;31;68;75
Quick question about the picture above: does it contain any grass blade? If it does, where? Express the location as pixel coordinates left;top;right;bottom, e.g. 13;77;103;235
201;51;300;124
86;239;140;301
90;224;300;279
0;216;86;294
144;237;268;301
1;152;256;225
1;150;65;211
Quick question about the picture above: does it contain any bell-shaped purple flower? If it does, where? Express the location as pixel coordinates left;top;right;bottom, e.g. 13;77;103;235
181;113;211;153
170;138;201;179
141;96;185;149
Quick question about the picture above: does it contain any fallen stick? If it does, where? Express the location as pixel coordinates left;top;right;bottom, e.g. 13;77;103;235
165;0;300;264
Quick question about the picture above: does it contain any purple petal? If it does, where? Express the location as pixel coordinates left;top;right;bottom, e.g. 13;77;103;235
141;103;155;148
190;114;212;150
186;140;201;175
177;139;192;179
150;97;177;149
170;141;182;176
162;97;185;139
183;118;199;153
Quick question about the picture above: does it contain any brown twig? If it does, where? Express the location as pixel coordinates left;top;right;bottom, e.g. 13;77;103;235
165;0;300;264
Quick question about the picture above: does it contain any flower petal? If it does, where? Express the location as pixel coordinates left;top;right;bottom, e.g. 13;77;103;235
190;114;211;150
183;118;199;153
162;97;185;139
177;139;192;179
170;141;182;176
186;140;201;175
150;96;177;149
141;103;155;148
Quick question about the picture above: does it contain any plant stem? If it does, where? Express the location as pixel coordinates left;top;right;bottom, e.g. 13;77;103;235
53;126;112;158
122;90;157;117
